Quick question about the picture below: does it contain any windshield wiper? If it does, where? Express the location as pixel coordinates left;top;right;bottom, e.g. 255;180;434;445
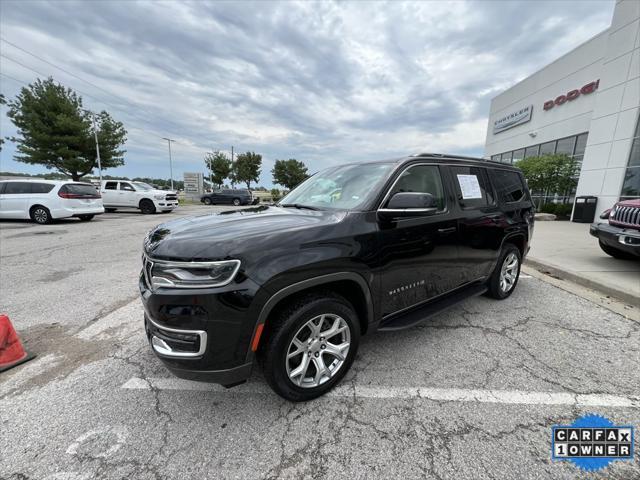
279;203;321;211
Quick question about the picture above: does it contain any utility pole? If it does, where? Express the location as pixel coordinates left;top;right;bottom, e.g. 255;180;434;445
162;137;175;190
84;109;102;184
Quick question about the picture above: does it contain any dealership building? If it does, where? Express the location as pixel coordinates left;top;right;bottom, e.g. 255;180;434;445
484;0;639;217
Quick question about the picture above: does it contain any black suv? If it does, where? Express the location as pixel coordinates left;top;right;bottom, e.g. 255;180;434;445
201;188;253;206
141;154;534;401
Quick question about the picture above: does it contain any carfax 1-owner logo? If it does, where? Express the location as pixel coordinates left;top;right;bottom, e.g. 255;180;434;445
552;414;634;472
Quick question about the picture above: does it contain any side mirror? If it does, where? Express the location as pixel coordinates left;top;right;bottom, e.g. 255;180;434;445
378;192;438;220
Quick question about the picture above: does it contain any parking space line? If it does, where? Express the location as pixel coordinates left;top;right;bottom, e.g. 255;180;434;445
121;377;640;408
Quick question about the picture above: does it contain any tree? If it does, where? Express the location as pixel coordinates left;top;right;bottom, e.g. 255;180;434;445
0;93;5;151
205;151;231;187
233;151;262;190
7;77;127;181
517;153;578;207
272;158;309;190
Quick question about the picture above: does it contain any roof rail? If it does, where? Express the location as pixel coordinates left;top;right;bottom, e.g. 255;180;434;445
410;152;486;161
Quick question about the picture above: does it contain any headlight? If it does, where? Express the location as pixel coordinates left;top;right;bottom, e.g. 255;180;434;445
148;259;241;289
154;194;164;200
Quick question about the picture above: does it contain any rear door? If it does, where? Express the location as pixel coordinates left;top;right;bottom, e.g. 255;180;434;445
0;182;31;219
101;181;120;206
447;165;503;283
377;164;461;316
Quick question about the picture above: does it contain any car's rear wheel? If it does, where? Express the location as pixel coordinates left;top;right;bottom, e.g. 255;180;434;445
78;215;94;221
105;208;117;213
233;198;241;206
486;243;521;299
259;292;360;401
30;205;51;225
599;241;635;260
203;197;212;205
140;199;156;214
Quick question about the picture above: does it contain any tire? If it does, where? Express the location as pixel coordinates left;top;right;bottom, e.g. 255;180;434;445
233;198;241;206
486;243;521;299
161;210;172;213
105;208;117;213
140;199;156;214
30;205;51;225
599;241;635;260
203;197;212;205
259;291;360;402
78;215;94;221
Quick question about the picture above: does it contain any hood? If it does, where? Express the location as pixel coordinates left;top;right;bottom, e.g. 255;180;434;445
144;205;347;261
616;199;640;208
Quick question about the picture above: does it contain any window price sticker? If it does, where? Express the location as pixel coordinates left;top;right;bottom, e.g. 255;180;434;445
456;174;482;199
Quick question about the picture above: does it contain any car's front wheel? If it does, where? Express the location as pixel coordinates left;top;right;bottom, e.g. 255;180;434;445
599;241;635;260
486;243;521;299
140;199;156;214
233;198;241;206
260;292;360;401
203;197;212;205
30;205;51;224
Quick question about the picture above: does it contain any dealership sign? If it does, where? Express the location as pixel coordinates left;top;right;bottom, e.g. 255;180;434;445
493;105;533;134
543;79;599;111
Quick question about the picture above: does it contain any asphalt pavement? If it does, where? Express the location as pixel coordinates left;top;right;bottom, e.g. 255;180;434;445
1;206;639;479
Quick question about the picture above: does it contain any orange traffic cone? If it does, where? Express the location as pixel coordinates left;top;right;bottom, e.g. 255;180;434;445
0;314;36;372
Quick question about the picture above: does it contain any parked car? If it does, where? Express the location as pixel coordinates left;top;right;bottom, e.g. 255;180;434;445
590;199;640;259
100;180;178;214
0;179;104;224
200;189;253;206
140;154;534;401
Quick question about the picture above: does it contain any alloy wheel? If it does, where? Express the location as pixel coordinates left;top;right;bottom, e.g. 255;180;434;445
33;208;48;224
499;252;519;293
285;314;351;388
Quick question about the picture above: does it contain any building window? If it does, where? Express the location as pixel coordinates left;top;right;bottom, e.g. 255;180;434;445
620;114;640;199
491;155;501;162
524;145;539;158
539;141;556;155
500;152;513;164
512;149;525;164
555;136;576;156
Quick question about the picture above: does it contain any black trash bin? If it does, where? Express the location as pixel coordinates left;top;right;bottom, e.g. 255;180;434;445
572;196;598;223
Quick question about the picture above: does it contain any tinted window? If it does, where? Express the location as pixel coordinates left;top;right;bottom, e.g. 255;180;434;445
60;184;100;197
386;165;446;210
119;182;135;191
105;181;118;190
524;145;539;158
450;166;494;209
0;182;6;194
4;182;32;194
31;183;55;194
222;190;232;194
491;170;526;203
539;141;556;155
512;149;525;163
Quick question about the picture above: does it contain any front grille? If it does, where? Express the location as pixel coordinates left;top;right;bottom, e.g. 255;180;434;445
611;206;640;227
165;194;178;201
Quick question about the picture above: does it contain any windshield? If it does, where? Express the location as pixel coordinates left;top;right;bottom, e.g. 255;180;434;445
132;182;154;191
279;162;395;210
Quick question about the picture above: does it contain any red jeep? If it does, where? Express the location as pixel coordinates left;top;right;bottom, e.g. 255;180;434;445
590;199;640;259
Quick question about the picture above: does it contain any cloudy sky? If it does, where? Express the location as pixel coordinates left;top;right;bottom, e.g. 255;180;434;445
0;0;614;187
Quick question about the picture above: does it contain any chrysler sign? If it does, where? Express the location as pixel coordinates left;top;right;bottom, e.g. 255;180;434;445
493;105;533;134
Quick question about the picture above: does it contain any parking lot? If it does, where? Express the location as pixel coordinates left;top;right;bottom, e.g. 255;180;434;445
1;206;639;479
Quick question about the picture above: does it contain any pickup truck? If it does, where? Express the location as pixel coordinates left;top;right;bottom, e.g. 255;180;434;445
100;180;178;214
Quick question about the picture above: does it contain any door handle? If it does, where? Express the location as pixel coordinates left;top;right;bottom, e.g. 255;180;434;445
437;227;456;234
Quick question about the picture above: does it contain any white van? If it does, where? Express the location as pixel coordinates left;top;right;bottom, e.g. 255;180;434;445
100;180;178;214
0;179;104;224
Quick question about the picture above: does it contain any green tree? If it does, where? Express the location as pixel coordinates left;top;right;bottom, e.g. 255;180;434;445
271;188;282;201
0;93;5;151
7;77;127;181
517;153;578;207
272;158;309;190
233;151;262;190
206;151;231;187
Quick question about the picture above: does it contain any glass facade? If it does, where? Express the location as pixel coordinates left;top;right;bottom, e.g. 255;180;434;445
490;132;588;169
620;114;640;200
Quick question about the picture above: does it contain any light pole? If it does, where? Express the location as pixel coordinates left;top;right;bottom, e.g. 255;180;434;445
162;137;175;190
84;110;102;184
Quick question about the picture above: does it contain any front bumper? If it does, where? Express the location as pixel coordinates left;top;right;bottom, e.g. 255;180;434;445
154;200;178;210
590;222;640;257
139;271;269;386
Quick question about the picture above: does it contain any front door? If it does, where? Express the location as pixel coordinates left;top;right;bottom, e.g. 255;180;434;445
101;181;120;206
0;182;31;219
118;182;138;207
377;164;460;317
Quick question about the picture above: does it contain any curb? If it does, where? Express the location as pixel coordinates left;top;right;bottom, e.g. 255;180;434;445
524;257;640;308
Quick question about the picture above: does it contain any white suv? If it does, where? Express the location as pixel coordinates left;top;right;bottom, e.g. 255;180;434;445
100;180;178;214
0;179;104;224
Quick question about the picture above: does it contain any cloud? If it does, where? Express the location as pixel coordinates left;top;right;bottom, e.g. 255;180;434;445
0;0;614;186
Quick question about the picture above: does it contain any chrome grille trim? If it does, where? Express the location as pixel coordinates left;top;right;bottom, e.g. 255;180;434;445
611;206;640;227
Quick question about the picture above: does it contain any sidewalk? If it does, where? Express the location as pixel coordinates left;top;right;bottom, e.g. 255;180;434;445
526;220;640;307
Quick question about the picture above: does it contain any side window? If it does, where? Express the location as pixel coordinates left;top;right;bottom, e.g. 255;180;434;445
31;183;55;194
450;166;495;209
4;182;32;194
491;169;526;203
385;165;446;211
119;182;135;191
0;183;6;194
105;182;118;190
